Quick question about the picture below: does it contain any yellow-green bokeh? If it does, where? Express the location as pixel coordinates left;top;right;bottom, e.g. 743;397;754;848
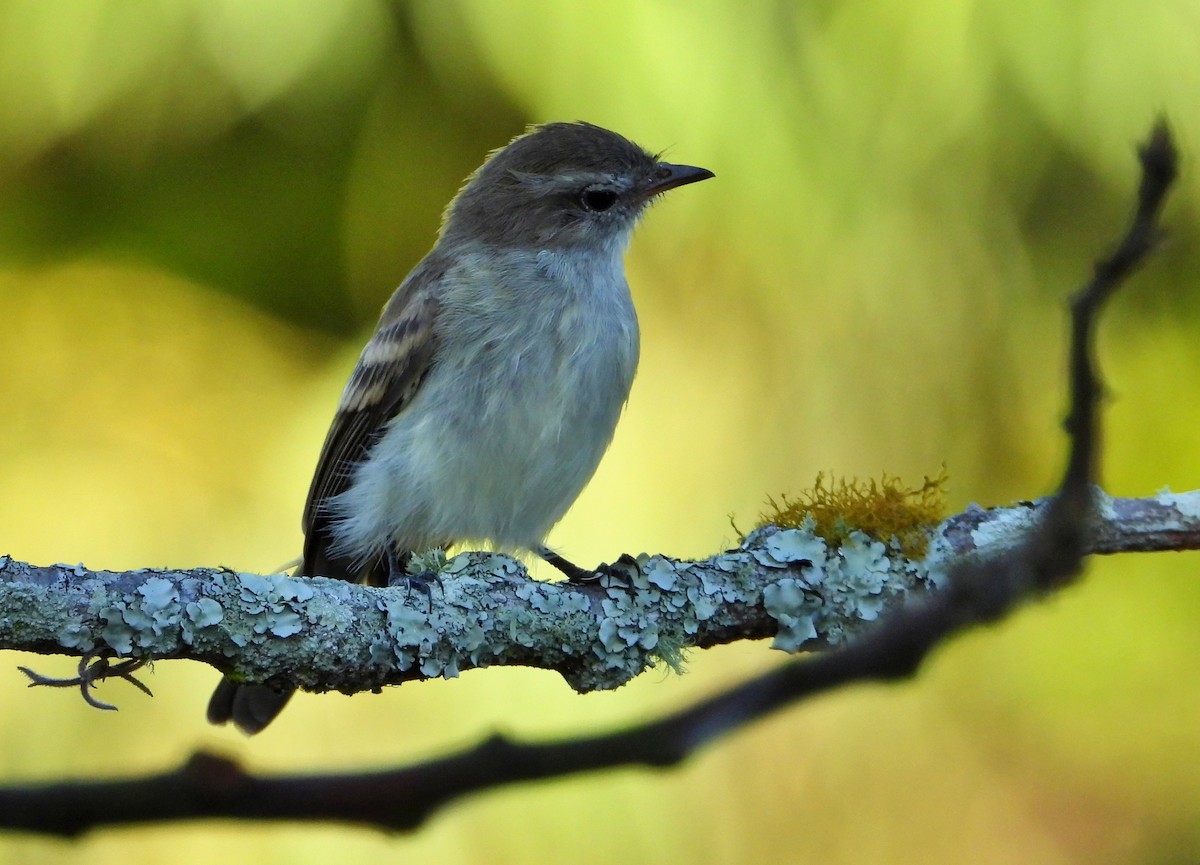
1;1;1199;863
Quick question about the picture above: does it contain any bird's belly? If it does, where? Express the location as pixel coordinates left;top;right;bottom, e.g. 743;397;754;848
332;327;635;557
424;339;632;546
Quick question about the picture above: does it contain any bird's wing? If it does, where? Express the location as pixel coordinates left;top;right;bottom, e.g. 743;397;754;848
299;257;444;579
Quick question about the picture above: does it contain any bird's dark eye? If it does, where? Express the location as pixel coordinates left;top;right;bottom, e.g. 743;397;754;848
580;188;619;212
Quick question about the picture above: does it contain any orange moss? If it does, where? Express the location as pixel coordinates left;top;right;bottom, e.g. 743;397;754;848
756;469;948;558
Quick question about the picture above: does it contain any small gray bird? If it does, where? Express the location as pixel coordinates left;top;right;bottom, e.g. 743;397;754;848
208;121;713;733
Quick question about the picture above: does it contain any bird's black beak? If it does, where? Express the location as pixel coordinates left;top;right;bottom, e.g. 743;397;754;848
645;162;715;195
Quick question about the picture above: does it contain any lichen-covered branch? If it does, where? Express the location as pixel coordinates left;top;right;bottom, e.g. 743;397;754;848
1;530;934;698
1;485;1198;703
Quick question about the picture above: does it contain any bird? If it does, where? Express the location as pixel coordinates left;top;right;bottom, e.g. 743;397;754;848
208;121;713;733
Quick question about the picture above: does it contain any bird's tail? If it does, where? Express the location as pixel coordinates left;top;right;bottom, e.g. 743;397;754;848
206;678;294;735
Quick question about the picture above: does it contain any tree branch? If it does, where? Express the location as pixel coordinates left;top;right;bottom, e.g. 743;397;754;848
0;119;1180;836
1;487;1197;700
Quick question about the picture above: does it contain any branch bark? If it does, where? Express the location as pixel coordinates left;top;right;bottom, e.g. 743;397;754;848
1;487;1198;701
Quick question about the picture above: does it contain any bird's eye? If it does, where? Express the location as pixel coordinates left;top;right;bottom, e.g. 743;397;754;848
580;188;619;212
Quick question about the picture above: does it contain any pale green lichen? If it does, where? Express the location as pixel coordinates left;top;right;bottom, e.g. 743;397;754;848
644;558;678;591
140;576;176;607
967;504;1037;550
369;553;539;681
543;554;715;686
231;572;315;637
409;547;450;575
368;639;394;666
745;522;939;653
268;610;303;638
1159;487;1200;519
763;578;819;651
96;606;132;653
183;594;222;633
89;574;186;655
683;585;717;626
58;623;94;651
185;598;223;629
209;571;325;663
382;596;441;673
760;522;829;568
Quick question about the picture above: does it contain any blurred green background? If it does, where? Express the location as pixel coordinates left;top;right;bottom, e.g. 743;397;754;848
1;1;1199;862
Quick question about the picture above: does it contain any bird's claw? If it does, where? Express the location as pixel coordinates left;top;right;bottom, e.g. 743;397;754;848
565;552;641;588
19;650;152;712
383;547;442;612
396;570;441;612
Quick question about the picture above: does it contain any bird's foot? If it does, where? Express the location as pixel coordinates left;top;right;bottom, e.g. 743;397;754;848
19;649;152;712
537;547;640;588
384;546;441;611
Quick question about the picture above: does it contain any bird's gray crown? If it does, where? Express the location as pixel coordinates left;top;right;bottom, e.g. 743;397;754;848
440;121;663;249
479;121;657;180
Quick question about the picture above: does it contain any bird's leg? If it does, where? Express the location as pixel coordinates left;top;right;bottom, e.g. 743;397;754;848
536;546;640;586
380;545;410;587
382;545;440;612
536;546;593;583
